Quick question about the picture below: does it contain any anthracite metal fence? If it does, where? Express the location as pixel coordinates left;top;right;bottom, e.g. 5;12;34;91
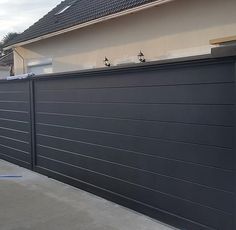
0;55;235;230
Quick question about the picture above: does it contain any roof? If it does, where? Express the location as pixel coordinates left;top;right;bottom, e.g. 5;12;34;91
0;52;13;66
6;0;170;48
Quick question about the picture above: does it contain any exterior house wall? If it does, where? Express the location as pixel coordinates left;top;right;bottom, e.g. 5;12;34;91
14;0;236;75
0;66;10;79
13;51;25;75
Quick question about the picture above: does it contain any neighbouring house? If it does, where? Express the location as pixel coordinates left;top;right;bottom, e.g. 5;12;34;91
0;65;9;79
0;52;14;79
4;0;236;75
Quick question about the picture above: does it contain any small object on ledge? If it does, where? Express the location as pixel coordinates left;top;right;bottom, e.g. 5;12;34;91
6;73;35;81
104;57;111;67
138;51;146;63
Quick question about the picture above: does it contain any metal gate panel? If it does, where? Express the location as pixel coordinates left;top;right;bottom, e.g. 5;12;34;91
0;80;31;168
33;59;235;230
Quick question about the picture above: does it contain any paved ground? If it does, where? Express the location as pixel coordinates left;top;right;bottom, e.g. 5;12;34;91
0;160;176;230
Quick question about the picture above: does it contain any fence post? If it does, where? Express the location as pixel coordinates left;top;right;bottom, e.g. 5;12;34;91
234;61;236;230
29;79;36;171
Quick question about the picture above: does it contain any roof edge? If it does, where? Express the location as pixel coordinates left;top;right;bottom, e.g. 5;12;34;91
0;52;13;61
4;0;173;50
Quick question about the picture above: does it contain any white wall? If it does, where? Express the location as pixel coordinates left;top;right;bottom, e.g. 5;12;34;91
14;0;236;75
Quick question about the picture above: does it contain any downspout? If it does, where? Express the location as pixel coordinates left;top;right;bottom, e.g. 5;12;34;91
13;48;26;74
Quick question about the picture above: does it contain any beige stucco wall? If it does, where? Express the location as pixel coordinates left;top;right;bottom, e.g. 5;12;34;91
14;0;236;75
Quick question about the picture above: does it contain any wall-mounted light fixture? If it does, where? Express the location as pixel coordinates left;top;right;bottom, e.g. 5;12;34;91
138;51;146;63
104;57;111;67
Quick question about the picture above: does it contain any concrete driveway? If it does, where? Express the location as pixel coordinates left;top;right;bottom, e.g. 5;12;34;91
0;160;176;230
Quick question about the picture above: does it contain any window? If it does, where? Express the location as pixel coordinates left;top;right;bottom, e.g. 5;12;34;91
27;58;53;75
55;1;77;15
56;5;72;15
28;64;53;75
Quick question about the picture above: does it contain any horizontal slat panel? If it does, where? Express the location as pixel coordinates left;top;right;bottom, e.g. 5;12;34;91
0;81;29;91
37;133;233;172
36;166;209;230
0;119;29;132
0;81;31;167
0;101;28;111
36;130;233;192
36;103;234;126
36;122;233;160
0;153;31;169
35;62;234;90
35;83;234;104
0;136;30;153
0;92;29;101
37;156;233;230
0;127;29;143
37;144;233;213
0;110;29;122
36;117;233;148
0;144;30;162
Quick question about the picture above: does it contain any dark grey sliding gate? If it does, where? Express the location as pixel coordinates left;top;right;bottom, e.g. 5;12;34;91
0;56;235;230
0;80;32;169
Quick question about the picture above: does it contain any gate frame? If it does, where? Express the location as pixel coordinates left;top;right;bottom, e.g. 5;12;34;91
30;55;236;230
234;62;236;230
29;79;37;170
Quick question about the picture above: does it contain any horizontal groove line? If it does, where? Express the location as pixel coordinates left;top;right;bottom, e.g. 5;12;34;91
0;100;27;103
0;91;26;94
36;166;217;230
0;126;29;135
37;156;233;216
0;135;29;144
0;117;29;124
0;143;29;155
0;152;30;165
37;133;233;194
0;109;28;114
37;133;233;172
37;122;233;150
37;143;233;180
36;81;234;92
36;101;234;106
38;144;163;174
36;112;233;128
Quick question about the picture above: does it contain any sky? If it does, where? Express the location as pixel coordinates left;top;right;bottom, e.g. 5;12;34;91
0;0;62;40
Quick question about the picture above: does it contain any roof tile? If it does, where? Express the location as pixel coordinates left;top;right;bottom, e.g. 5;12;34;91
6;0;158;47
